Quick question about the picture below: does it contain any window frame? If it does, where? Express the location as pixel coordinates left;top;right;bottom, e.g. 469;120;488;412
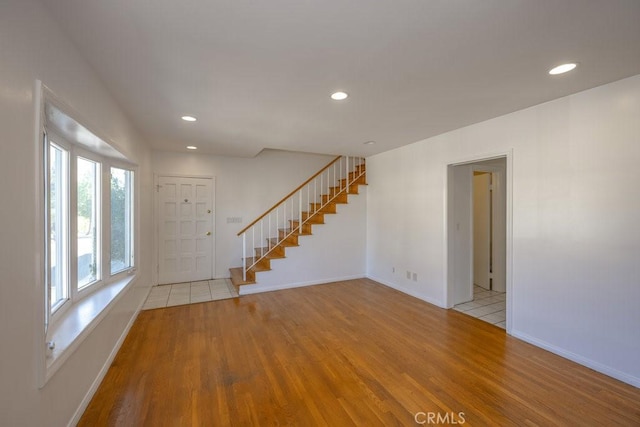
43;131;138;328
44;133;71;322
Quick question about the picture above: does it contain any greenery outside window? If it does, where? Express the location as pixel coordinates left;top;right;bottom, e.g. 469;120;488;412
77;156;101;289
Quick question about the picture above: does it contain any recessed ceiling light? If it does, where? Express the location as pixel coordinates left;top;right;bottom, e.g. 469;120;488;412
363;140;376;145
549;63;577;75
331;91;348;101
186;146;198;150
181;115;197;122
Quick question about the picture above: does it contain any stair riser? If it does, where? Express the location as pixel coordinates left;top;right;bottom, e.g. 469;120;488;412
302;213;325;224
310;203;336;214
327;186;359;197
289;221;313;235
268;238;298;248
323;193;348;204
278;231;299;245
255;246;285;259
340;176;367;187
244;257;271;271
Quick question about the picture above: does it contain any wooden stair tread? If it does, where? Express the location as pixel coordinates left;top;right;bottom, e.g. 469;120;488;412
301;211;325;224
255;247;286;259
230;267;255;286
268;237;298;247
279;227;312;236
310;202;337;214
243;257;272;271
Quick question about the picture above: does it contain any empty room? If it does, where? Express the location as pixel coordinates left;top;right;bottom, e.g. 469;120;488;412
1;0;639;425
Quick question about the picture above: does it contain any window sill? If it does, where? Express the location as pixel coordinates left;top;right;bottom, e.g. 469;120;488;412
44;274;137;384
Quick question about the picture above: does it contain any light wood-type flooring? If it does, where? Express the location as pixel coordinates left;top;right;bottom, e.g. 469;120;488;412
79;278;640;426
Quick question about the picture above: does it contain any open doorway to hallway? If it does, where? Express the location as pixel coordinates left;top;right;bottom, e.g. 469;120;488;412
454;285;506;328
447;156;508;329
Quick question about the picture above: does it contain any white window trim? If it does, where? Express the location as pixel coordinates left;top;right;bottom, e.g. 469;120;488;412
35;81;140;387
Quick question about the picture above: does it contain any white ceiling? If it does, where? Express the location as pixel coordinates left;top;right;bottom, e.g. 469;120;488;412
39;0;640;158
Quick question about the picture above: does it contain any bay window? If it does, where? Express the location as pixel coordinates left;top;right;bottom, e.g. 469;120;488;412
43;131;136;323
39;86;138;385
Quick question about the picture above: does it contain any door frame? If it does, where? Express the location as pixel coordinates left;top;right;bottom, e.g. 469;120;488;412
153;174;216;285
445;151;513;333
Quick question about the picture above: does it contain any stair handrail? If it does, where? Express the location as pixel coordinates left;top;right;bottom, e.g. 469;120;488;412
237;155;342;236
238;155;366;281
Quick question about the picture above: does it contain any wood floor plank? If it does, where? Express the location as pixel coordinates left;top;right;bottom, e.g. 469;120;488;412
79;278;640;426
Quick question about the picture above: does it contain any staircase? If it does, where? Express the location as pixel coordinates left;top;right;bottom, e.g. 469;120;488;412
230;155;366;291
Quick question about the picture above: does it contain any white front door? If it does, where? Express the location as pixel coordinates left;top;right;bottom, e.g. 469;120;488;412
158;176;214;284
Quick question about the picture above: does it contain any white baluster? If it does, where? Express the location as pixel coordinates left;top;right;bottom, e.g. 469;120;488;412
298;189;302;233
242;233;246;281
345;156;349;192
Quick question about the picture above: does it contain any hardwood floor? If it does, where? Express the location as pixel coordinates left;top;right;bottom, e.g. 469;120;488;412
79;279;640;426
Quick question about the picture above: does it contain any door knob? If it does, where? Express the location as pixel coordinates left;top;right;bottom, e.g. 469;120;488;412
206;231;211;236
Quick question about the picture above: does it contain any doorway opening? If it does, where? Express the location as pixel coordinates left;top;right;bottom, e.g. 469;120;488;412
447;156;509;329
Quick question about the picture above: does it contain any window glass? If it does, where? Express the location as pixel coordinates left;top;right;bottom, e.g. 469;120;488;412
77;157;100;289
49;143;69;311
110;167;133;274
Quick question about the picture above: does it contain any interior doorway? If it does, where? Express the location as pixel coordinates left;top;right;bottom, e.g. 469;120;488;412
447;156;509;329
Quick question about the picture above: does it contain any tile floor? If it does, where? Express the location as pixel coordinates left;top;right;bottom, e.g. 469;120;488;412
142;278;238;310
454;285;506;329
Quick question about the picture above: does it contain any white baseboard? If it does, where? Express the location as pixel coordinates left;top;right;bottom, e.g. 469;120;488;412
511;330;640;389
366;275;445;308
239;274;366;295
67;287;149;427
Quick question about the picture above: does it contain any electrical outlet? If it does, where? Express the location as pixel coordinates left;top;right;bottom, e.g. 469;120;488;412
406;271;411;280
412;272;417;281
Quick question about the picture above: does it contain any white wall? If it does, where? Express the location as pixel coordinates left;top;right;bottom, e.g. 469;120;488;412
153;149;345;279
0;0;153;425
367;74;640;387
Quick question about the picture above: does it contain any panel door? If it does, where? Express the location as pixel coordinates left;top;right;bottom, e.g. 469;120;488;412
158;176;213;284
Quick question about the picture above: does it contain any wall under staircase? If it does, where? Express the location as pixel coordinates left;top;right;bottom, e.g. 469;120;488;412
234;189;366;294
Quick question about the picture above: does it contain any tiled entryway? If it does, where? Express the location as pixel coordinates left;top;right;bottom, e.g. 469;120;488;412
142;279;238;310
454;285;506;329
